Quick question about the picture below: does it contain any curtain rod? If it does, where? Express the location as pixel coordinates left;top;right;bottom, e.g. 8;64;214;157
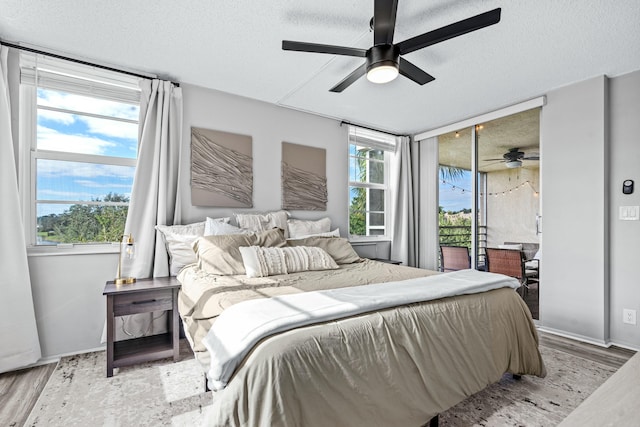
0;39;180;87
340;120;406;138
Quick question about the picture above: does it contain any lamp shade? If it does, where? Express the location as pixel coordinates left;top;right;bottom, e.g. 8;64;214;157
505;160;522;168
366;64;399;84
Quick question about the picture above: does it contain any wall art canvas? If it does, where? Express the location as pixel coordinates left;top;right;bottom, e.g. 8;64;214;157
282;142;327;211
191;127;253;207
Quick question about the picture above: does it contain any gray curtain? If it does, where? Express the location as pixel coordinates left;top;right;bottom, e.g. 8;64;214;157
125;79;183;279
0;44;42;373
390;136;420;266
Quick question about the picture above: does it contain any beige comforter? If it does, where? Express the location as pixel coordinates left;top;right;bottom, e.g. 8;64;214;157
177;260;546;427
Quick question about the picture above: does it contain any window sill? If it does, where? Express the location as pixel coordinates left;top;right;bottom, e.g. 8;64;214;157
27;243;120;257
349;237;392;244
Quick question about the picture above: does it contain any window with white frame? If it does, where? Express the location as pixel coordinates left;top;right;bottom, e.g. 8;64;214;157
19;54;141;247
348;126;396;239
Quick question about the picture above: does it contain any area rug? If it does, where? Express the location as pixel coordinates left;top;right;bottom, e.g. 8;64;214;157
26;344;617;426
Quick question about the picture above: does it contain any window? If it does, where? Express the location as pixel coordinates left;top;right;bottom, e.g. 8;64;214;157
19;55;141;248
348;126;396;239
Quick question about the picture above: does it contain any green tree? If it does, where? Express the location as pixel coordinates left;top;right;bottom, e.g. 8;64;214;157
439;206;472;247
38;193;129;244
349;147;384;236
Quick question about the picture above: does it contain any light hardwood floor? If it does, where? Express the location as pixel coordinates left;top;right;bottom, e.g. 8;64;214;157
0;331;635;427
0;362;56;427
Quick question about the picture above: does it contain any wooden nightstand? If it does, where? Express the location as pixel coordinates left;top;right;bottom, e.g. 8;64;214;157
103;276;181;377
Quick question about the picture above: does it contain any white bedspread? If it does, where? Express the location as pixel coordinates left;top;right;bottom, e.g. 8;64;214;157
203;269;519;391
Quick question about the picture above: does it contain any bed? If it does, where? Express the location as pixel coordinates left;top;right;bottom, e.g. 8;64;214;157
176;229;546;427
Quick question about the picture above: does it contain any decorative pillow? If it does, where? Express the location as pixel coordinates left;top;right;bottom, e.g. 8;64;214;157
287;228;340;240
156;221;206;276
499;244;523;251
204;217;250;236
235;210;289;235
286;236;361;264
287;217;331;239
192;228;286;275
239;246;339;278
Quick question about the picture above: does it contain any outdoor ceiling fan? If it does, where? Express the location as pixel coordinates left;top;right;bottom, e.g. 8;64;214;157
282;0;501;92
484;148;540;169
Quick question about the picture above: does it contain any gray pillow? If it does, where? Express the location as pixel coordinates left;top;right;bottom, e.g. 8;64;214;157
286;236;361;265
193;228;286;275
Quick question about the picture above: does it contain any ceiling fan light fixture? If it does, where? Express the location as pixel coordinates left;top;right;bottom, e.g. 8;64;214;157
505;160;523;168
366;62;399;84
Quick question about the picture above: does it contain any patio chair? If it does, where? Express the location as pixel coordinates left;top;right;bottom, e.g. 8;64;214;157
440;245;471;272
485;248;538;296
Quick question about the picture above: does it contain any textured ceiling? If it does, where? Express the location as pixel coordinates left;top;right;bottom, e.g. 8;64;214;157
1;0;639;134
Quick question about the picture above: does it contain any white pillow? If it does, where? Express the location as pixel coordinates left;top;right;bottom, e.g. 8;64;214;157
204;216;248;236
236;210;289;235
287;228;340;240
156;221;206;276
499;244;523;251
287;217;331;239
239;245;339;278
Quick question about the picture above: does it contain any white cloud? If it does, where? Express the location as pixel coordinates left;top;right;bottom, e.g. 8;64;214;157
38;109;76;125
38;189;96;200
38;89;139;121
37;125;117;156
82;116;138;140
38;159;135;180
38;188;132;202
74;179;132;188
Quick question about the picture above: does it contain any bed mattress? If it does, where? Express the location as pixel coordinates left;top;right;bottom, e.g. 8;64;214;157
177;260;546;426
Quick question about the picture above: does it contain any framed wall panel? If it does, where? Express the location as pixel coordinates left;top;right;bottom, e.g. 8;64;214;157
282;142;327;211
191;127;253;207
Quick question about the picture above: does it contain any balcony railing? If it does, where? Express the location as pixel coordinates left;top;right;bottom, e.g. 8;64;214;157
439;225;487;268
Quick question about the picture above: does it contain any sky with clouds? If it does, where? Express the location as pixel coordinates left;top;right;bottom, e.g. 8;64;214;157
36;89;139;216
439;170;472;212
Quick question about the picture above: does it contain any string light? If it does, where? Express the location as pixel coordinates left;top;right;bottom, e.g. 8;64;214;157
440;178;539;197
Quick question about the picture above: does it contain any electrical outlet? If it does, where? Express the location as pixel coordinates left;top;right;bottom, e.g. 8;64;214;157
623;309;637;325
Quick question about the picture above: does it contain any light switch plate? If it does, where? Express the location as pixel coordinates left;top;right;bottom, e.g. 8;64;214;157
619;206;640;220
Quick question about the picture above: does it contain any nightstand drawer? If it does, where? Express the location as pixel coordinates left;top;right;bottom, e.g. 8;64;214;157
113;288;173;316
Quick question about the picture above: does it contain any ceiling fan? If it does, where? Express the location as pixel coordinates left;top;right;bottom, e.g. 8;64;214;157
484;148;540;168
282;0;501;92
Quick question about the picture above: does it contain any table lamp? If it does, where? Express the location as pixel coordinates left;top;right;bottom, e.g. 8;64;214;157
115;233;136;285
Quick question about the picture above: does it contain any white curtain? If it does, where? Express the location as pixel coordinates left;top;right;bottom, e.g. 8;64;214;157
104;79;183;342
0;44;42;373
125;79;183;279
390;136;420;266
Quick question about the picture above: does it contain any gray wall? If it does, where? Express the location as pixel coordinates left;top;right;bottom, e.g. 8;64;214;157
21;70;640;361
177;84;348;229
25;83;348;360
540;75;610;344
608;70;640;348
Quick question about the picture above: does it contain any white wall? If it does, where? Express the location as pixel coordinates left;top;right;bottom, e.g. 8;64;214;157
608;70;640;349
539;75;610;344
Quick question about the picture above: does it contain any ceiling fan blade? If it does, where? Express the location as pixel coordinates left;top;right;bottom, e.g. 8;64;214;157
523;156;540;160
398;58;435;85
374;0;399;45
483;158;507;161
397;8;502;55
329;63;367;92
282;40;367;57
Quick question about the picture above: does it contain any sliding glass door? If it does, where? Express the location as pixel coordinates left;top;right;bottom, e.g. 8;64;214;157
435;108;541;319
